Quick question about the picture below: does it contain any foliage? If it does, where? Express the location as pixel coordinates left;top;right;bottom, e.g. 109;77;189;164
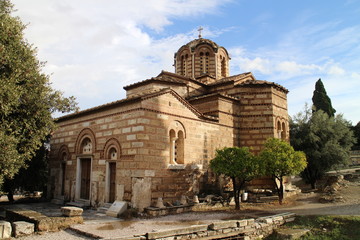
351;121;360;150
312;78;336;117
259;138;307;204
265;215;360;240
0;0;77;186
291;106;355;188
3;137;49;201
210;147;260;210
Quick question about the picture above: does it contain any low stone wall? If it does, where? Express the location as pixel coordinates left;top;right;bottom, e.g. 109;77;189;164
112;212;295;240
5;208;83;232
145;205;194;217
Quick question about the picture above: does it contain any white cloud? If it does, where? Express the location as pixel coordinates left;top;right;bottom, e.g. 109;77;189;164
12;0;229;111
236;57;272;75
327;65;345;75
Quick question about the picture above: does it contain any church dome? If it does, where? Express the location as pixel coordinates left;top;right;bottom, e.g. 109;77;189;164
174;38;230;82
183;38;221;51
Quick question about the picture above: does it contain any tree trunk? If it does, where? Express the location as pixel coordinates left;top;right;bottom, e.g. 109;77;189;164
3;180;15;203
7;191;14;203
278;177;284;205
274;176;284;205
232;177;240;210
310;180;316;189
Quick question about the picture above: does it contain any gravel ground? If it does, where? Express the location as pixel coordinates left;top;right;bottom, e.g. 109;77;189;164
7;169;360;240
15;229;93;240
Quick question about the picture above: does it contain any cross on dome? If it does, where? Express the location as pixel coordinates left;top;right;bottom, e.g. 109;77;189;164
198;26;203;38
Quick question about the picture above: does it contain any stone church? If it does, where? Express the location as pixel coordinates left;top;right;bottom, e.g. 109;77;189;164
49;36;289;210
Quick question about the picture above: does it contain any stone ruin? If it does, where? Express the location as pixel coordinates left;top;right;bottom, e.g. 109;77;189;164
0;206;83;238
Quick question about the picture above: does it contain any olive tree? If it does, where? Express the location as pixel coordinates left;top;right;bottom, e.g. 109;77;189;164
291;108;355;188
0;0;77;187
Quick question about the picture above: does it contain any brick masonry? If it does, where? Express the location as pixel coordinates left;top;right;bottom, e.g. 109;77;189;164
49;38;289;209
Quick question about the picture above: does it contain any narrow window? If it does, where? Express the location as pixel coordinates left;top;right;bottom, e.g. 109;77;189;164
221;57;226;77
277;121;282;139
176;131;184;164
169;129;177;164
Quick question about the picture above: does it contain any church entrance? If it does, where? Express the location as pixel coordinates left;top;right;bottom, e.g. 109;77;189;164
108;162;116;203
80;158;91;199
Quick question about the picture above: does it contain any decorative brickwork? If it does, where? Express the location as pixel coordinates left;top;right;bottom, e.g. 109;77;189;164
49;37;289;209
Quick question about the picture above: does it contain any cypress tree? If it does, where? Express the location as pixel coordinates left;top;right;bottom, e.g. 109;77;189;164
312;78;336;117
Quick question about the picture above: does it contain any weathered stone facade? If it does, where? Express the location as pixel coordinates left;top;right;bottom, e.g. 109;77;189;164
49;38;289;210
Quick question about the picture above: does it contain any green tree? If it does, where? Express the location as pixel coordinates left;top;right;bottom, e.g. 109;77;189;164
312;78;336;117
210;147;260;210
290;107;355;188
0;0;77;187
259;138;307;204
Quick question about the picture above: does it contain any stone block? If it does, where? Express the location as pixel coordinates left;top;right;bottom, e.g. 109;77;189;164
147;225;208;239
0;221;12;239
273;216;284;222
259;217;273;224
106;201;128;217
12;221;34;237
238;220;248;227
209;220;238;230
61;206;83;217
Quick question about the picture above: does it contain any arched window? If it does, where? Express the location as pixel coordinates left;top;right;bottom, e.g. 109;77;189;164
276;120;287;140
181;54;188;76
108;147;117;160
169;121;186;165
62;152;67;161
204;52;209;74
81;138;92;154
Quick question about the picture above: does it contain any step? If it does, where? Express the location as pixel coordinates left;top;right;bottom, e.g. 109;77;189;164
97;203;113;213
67;201;90;209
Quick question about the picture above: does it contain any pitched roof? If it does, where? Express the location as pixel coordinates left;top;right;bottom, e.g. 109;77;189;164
123;74;186;90
56;87;217;122
207;72;255;86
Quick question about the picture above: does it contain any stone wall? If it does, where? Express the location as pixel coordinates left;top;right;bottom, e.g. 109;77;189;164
49;90;238;208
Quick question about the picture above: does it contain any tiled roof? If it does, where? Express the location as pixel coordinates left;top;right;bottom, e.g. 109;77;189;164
207;72;254;86
187;92;239;102
159;71;206;86
56;88;166;121
56;87;217;122
239;79;289;93
123;75;186;90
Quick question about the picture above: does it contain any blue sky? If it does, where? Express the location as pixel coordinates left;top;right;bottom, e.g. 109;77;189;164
12;0;360;124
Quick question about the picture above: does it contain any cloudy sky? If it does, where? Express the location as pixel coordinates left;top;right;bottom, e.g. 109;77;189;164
11;0;360;124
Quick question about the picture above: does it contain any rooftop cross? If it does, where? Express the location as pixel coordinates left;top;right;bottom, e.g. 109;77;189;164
198;26;203;38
